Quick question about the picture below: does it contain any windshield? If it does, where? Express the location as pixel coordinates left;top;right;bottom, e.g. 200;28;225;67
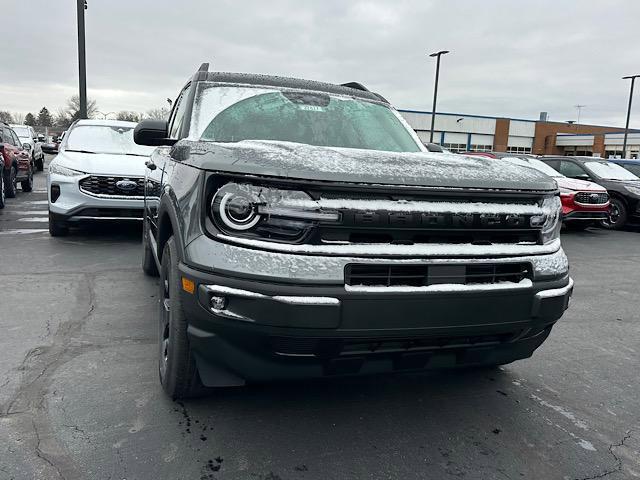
13;126;31;138
191;84;422;153
65;125;156;156
503;157;563;177
585;161;640;181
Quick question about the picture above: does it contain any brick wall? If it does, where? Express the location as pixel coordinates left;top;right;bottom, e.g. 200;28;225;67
493;118;510;152
533;122;630;155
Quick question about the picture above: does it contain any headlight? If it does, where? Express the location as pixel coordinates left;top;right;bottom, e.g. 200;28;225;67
48;163;86;177
625;185;640;196
210;182;340;242
531;196;562;244
22;143;32;151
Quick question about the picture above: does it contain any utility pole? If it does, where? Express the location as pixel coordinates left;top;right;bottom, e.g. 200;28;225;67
574;105;585;134
622;75;639;159
77;0;88;119
428;50;449;143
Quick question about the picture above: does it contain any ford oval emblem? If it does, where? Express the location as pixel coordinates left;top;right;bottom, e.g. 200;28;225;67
116;179;138;192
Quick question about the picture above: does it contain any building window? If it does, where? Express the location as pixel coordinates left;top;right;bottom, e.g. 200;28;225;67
563;147;592;157
442;143;467;153
470;144;493;152
506;146;532;154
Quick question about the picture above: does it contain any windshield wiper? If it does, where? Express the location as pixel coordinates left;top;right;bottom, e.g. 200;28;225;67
65;149;96;154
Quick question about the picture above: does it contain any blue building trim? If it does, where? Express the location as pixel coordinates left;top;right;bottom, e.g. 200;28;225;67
466;133;472;150
440;131;445;144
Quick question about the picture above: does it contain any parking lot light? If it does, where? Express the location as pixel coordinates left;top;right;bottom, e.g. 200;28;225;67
428;50;450;143
622;75;640;158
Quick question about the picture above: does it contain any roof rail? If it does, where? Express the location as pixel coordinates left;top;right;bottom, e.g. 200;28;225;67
341;82;370;92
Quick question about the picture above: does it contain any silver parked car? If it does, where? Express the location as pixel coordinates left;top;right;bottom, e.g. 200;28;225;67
10;124;45;171
47;119;156;236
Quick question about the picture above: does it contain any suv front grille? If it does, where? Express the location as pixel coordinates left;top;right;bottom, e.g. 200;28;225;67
79;176;145;197
344;263;531;287
574;192;609;205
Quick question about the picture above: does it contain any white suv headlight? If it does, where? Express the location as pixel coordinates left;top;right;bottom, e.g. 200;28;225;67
49;163;86;177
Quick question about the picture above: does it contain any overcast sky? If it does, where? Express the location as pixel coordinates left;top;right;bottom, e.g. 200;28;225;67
3;0;640;127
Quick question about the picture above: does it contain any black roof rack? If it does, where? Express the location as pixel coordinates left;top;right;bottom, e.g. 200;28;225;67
340;82;371;92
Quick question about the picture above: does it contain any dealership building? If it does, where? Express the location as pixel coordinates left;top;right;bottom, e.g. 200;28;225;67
398;109;640;159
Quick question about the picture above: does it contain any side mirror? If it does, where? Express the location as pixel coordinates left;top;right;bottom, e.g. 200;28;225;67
22;143;32;151
134;119;176;146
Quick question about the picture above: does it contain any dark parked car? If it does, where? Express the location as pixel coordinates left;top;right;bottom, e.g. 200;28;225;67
134;64;572;399
1;122;34;197
541;156;640;229
609;159;640;178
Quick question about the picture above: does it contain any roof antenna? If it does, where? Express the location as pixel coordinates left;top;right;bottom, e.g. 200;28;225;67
198;63;210;72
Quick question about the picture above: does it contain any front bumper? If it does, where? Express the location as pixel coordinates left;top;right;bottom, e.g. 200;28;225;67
48;172;143;221
177;239;573;386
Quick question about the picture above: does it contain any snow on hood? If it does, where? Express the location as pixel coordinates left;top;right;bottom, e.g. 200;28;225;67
53;151;150;176
182;140;557;191
556;177;606;192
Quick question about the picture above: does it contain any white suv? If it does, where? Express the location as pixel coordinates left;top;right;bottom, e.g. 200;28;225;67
47;119;156;236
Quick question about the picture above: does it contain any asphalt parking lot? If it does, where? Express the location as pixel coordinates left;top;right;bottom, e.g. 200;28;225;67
0;155;639;480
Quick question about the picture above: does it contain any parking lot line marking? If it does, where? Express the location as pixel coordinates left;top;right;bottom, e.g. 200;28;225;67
17;217;49;222
0;229;48;235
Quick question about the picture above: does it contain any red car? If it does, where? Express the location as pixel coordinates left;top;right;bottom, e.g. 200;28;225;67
496;155;610;230
1;122;34;197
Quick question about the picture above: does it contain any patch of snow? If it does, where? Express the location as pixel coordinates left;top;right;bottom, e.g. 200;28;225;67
281;197;544;215
186;235;567;282
578;439;597;452
217;234;561;258
0;229;49;235
531;394;589;430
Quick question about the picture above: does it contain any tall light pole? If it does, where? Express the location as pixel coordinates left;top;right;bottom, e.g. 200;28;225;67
622;75;639;158
428;50;449;143
76;0;88;119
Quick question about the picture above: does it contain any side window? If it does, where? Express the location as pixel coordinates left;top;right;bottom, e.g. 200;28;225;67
10;130;20;146
559;161;587;178
4;129;16;145
168;84;191;139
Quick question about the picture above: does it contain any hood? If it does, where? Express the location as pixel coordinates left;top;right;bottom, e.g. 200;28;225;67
180;140;557;191
18;137;33;146
54;151;149;176
556;177;607;192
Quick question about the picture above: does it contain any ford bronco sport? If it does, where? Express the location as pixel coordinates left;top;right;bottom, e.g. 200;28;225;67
134;64;573;399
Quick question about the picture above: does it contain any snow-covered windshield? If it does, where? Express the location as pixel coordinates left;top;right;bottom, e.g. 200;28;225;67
65;125;156;156
12;126;31;138
585;161;640;181
191;84;422;153
503;157;564;178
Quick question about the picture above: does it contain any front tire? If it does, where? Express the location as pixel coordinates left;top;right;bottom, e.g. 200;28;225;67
48;211;69;237
4;167;17;198
21;170;33;192
0;174;5;209
601;198;627;230
158;236;203;400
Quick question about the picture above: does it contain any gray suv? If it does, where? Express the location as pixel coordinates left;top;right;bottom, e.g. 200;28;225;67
134;64;573;399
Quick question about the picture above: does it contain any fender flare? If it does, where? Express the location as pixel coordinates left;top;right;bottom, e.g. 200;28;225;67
156;187;187;263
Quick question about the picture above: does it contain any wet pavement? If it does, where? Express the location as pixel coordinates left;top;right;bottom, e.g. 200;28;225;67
0;155;639;479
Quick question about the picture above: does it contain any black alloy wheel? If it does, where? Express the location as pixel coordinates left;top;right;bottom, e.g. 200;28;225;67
601;198;627;230
4;167;17;198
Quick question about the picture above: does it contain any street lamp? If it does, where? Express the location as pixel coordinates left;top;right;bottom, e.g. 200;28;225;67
76;0;88;119
622;75;640;158
428;50;450;143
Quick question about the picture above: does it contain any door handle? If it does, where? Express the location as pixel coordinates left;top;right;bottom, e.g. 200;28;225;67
145;160;157;171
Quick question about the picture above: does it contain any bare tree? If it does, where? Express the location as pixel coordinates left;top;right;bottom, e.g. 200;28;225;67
0;111;14;123
116;111;140;122
145;107;170;120
12;112;26;125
